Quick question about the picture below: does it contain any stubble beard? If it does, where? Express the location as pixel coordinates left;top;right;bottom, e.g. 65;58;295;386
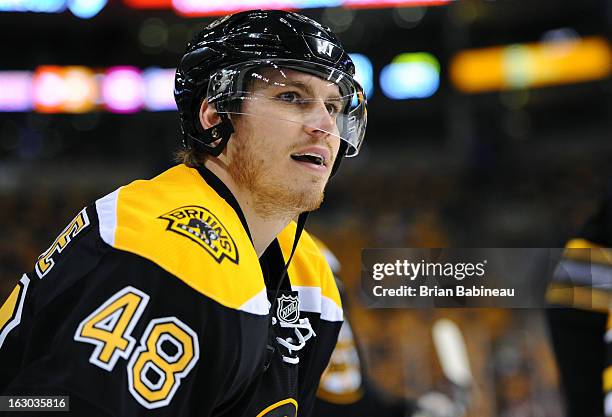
227;134;327;219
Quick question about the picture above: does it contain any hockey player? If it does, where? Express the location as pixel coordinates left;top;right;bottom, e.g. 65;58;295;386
312;237;464;417
312;238;414;417
547;190;612;417
0;10;367;417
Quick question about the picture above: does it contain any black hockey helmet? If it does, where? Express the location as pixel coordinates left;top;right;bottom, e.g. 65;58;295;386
174;9;367;173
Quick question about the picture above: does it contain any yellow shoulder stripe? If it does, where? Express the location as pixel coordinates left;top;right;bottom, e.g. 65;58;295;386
96;165;267;315
278;224;342;321
546;283;612;313
564;238;612;266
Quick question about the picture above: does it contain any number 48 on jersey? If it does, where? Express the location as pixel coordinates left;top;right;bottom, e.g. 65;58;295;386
74;286;200;409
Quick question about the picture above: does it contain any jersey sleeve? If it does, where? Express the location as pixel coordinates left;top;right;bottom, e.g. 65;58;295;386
0;205;102;393
0;205;263;417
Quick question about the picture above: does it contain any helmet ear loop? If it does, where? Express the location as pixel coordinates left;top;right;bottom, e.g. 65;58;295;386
196;113;234;157
190;101;235;157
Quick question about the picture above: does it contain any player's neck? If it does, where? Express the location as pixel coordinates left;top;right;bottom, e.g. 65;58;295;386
236;198;294;258
204;160;295;257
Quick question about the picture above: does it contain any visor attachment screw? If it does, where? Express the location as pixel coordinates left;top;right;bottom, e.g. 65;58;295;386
211;128;219;139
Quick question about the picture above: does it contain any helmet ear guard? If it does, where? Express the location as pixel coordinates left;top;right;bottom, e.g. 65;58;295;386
182;94;235;157
185;113;234;157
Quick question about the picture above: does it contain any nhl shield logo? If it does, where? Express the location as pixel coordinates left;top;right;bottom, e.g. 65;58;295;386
276;295;299;324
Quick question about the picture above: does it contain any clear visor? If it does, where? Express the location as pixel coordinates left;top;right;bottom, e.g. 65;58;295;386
206;59;367;157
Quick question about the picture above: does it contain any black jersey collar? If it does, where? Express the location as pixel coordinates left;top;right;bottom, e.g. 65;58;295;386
195;165;253;243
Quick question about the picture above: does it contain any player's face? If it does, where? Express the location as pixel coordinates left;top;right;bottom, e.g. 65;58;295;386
225;69;343;215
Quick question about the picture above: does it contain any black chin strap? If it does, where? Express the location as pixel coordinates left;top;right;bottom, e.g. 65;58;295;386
262;212;309;372
271;211;309;306
271;142;345;298
187;113;234;156
330;141;348;178
262;211;310;372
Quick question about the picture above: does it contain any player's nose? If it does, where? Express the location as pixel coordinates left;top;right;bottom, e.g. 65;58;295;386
303;102;336;138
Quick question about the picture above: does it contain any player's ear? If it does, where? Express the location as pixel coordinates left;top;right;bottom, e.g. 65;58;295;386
199;100;221;130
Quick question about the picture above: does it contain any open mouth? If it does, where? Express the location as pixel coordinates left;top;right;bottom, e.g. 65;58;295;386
290;153;326;166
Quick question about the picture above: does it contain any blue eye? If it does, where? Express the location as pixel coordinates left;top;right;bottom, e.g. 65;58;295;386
325;102;342;116
278;92;300;103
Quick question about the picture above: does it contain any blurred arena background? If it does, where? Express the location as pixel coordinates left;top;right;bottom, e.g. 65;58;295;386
0;0;610;416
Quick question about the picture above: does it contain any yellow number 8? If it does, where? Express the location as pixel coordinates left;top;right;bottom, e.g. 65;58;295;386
127;317;200;409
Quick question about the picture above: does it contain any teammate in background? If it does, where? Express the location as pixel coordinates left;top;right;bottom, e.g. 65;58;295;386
546;188;612;417
0;10;367;416
311;237;414;417
312;237;465;417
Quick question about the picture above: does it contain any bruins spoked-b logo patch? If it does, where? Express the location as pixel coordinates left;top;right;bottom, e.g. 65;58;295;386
276;295;299;324
159;206;238;264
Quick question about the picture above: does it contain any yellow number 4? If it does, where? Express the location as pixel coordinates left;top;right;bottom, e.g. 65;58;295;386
74;286;149;371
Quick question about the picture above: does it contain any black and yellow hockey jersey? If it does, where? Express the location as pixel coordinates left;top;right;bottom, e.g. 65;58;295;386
0;164;343;417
